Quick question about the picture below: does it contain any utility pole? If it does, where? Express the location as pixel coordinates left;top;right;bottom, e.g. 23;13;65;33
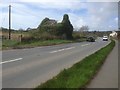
8;5;11;40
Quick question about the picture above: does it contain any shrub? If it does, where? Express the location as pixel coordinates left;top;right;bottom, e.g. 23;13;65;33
73;34;81;39
21;36;36;43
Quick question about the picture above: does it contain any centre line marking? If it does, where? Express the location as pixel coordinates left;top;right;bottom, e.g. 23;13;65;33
81;44;90;47
50;47;75;53
0;58;23;64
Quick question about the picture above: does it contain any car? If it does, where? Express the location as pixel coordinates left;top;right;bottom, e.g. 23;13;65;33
103;36;108;41
86;37;95;42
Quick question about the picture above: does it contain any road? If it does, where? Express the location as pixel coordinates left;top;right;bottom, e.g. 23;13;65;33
2;38;110;88
87;40;118;88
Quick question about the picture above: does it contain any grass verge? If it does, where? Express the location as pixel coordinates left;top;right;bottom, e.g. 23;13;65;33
2;39;74;50
35;40;115;89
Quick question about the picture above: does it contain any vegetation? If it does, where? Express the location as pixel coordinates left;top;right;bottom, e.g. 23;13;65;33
37;18;57;35
79;25;89;32
61;14;73;39
2;39;19;49
36;14;73;40
35;40;115;89
0;14;114;50
1;27;30;40
1;28;112;50
2;39;74;50
79;25;89;37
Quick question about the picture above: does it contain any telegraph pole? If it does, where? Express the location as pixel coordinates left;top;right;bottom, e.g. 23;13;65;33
8;5;11;40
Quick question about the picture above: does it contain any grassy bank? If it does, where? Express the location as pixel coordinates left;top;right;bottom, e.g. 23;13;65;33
2;39;74;50
35;40;115;89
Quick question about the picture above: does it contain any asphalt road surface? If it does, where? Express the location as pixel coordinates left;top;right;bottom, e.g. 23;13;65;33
2;37;110;88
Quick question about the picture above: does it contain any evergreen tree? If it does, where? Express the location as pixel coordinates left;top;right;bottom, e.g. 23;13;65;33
62;14;73;39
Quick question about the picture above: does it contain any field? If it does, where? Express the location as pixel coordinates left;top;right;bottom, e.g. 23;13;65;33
0;31;2;36
1;30;87;50
1;30;30;41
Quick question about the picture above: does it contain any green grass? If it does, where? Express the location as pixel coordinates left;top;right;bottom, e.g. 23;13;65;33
35;40;115;89
2;39;74;50
21;39;73;46
2;39;19;49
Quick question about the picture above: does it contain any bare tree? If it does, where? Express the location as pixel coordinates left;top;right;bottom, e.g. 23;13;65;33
79;25;89;37
79;25;89;32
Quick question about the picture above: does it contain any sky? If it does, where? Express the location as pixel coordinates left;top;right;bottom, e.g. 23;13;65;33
0;0;119;31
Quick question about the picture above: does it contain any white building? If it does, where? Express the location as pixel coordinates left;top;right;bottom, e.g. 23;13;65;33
109;31;117;37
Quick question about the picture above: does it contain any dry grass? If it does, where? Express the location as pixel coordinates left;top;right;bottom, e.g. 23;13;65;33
1;31;30;41
0;31;2;36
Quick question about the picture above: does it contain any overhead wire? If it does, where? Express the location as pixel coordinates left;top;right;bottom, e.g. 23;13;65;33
1;6;8;27
1;5;42;29
12;5;41;18
12;5;41;29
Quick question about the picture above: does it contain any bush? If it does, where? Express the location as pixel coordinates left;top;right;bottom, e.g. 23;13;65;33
73;34;81;39
21;36;36;43
39;32;58;40
2;35;7;40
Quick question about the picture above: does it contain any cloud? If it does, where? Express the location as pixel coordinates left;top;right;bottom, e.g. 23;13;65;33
0;1;118;31
115;17;118;23
86;0;119;2
2;0;119;3
84;2;118;30
2;0;85;3
67;13;86;28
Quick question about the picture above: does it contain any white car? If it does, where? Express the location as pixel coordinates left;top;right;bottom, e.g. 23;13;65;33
103;36;108;41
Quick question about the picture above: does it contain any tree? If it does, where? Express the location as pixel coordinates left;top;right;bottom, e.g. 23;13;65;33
55;23;64;36
37;17;57;33
40;17;50;26
36;14;73;40
26;27;32;31
61;14;73;40
79;25;89;32
79;25;89;37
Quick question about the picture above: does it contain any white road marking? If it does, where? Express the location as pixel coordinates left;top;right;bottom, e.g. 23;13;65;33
81;43;91;47
50;47;75;53
0;58;23;64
